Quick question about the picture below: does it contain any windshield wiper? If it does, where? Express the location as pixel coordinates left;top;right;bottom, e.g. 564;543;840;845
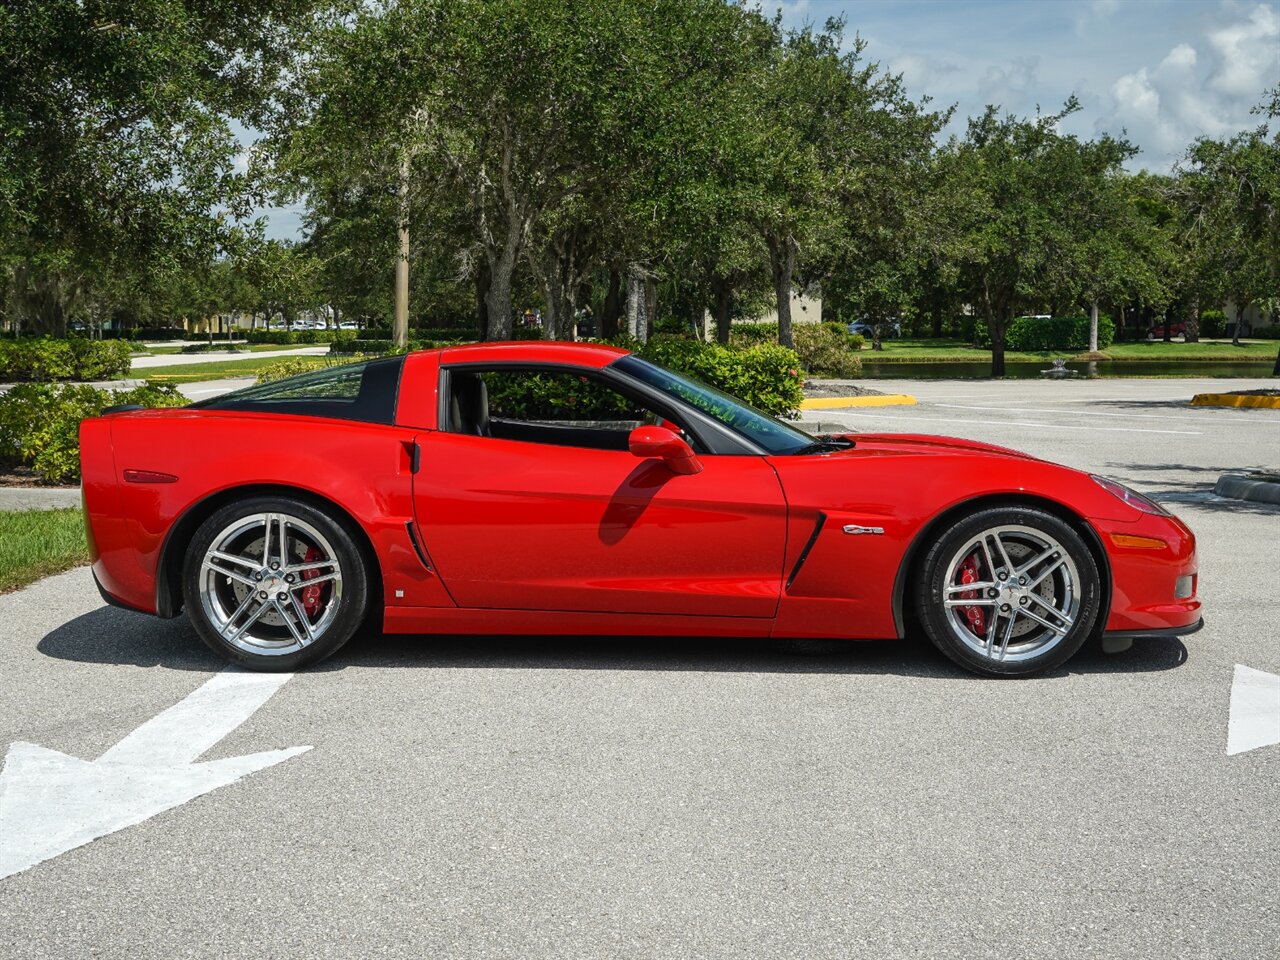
792;435;855;455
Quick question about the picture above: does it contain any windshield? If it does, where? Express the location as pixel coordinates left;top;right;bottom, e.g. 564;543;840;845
612;354;813;455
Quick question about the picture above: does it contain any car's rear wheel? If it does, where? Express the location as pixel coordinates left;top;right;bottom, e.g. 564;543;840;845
182;496;369;671
914;506;1101;677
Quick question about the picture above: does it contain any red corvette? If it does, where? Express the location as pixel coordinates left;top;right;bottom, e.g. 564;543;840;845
80;342;1201;677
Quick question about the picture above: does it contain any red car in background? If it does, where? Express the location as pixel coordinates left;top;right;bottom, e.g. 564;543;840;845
1146;320;1187;340
80;342;1202;677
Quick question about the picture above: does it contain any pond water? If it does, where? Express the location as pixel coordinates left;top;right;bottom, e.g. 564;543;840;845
858;360;1276;380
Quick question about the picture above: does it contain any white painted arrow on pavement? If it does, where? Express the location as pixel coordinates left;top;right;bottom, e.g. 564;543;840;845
0;669;310;880
1227;664;1280;756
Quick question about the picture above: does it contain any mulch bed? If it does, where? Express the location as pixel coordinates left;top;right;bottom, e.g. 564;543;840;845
802;380;887;399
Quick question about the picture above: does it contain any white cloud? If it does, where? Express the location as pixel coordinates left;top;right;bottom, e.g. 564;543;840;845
1207;3;1279;95
979;55;1041;106
1100;2;1278;166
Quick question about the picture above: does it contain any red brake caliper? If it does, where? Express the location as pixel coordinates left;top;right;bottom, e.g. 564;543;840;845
300;546;324;616
958;554;986;637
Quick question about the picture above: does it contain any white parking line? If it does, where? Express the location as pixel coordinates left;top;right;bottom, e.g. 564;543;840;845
829;410;1202;435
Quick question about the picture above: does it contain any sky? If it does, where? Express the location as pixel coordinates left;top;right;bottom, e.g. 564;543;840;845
779;0;1278;165
256;0;1279;240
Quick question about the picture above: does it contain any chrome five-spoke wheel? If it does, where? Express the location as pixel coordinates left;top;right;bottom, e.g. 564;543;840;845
199;512;343;655
940;525;1081;664
916;506;1102;677
183;496;369;670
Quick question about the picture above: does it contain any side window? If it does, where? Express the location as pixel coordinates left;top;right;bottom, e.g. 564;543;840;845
446;367;690;452
192;357;404;424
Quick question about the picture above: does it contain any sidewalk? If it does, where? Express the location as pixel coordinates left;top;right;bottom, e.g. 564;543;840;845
0;487;80;511
130;346;328;369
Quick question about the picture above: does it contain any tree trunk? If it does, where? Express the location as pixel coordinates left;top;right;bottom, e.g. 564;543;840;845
1184;298;1200;343
712;278;732;344
484;218;522;340
1272;344;1279;377
626;263;646;342
1232;299;1247;346
767;235;797;349
930;310;943;339
601;268;623;339
393;156;410;350
990;327;1006;377
1089;301;1099;353
644;277;657;340
475;260;491;340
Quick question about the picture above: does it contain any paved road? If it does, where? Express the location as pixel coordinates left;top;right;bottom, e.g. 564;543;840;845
1;376;1277;959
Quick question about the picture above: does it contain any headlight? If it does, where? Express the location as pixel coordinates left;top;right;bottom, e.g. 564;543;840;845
1090;475;1169;516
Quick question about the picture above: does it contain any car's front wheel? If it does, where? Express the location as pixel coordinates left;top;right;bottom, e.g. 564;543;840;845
914;506;1102;677
182;496;370;671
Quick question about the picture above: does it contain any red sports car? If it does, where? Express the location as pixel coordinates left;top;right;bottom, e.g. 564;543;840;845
80;342;1202;677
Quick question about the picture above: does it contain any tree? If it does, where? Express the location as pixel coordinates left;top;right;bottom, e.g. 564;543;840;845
1177;89;1279;360
939;99;1140;375
0;1;318;332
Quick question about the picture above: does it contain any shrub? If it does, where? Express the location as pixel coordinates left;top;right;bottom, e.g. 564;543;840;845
180;342;246;354
793;324;863;377
1251;325;1280;340
727;322;778;345
629;335;804;416
0;383;185;484
975;315;1116;351
1199;310;1226;338
0;338;133;382
245;329;360;345
329;338;433;354
255;354;374;384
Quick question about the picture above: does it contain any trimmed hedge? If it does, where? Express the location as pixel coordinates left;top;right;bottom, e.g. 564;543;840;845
330;338;432;354
628;335;804;415
180;343;247;354
245;329;359;345
0;383;186;483
1199;310;1226;338
0;338;133;382
976;315;1116;351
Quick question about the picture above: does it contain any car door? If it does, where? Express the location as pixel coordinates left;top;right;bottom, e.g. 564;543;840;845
410;365;788;619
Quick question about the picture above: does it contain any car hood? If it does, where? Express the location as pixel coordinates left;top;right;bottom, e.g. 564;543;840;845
825;432;1042;462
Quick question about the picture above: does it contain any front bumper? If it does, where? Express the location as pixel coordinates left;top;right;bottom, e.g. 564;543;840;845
1092;511;1202;634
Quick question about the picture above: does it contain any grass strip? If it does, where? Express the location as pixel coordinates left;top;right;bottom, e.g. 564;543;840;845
0;508;89;594
135;356;291;383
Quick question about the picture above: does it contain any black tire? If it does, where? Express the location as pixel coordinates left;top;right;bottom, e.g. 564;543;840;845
914;505;1102;677
182;495;370;671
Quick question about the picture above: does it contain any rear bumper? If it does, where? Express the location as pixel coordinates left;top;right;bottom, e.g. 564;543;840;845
91;566;153;615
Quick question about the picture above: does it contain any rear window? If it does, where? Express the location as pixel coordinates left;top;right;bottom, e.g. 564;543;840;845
191;357;404;424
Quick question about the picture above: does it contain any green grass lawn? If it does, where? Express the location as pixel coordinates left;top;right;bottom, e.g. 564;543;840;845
865;337;1278;363
0;508;89;593
136;355;293;383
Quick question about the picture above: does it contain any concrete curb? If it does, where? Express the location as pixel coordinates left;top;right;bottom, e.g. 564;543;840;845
1191;393;1280;409
800;394;916;411
1214;473;1280;505
0;487;81;512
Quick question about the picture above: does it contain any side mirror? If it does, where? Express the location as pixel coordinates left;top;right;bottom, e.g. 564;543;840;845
628;425;703;476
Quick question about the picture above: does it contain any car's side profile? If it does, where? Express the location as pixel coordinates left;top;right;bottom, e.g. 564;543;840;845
81;342;1202;677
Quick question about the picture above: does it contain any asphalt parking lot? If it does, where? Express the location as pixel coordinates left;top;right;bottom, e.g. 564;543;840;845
1;375;1277;960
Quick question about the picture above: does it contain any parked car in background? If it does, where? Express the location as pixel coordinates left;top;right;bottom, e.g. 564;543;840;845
1146;321;1186;341
846;318;901;339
